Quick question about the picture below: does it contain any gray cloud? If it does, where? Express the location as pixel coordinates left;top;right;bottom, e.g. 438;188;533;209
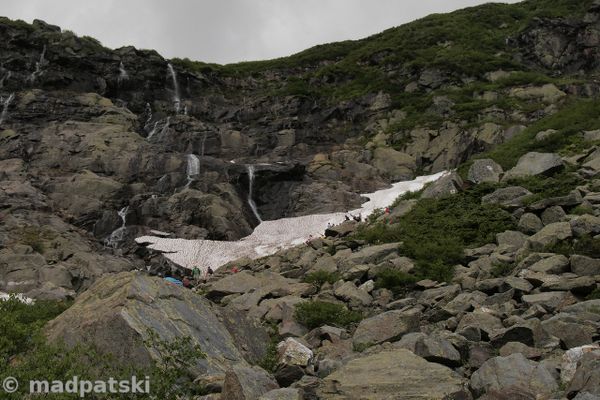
1;0;522;64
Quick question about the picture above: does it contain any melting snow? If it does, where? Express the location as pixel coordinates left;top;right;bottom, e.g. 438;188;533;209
136;171;447;272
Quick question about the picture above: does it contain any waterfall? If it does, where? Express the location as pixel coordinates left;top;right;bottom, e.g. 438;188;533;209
28;45;47;84
0;93;15;125
105;206;129;248
167;63;181;113
147;121;159;140
118;61;129;83
160;117;171;136
200;132;207;159
185;154;200;188
0;71;11;89
246;165;262;223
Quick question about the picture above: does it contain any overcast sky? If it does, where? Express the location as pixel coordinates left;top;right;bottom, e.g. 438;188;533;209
1;0;522;64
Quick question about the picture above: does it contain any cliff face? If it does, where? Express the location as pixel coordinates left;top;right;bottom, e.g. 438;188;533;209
1;0;600;299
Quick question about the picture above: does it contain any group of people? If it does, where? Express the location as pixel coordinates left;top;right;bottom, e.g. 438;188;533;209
163;265;214;288
343;213;362;222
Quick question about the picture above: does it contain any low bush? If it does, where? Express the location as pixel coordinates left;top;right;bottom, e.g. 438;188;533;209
354;185;515;282
294;301;362;330
303;270;340;287
545;235;600;258
586;288;600;300
491;263;516;278
0;296;208;399
374;269;418;293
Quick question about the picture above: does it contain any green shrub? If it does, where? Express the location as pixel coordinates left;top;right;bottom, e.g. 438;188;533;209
354;185;514;282
0;296;208;399
491;263;516;278
483;99;600;169
374;269;418;293
507;170;584;205
586;288;600;300
294;301;362;330
304;270;340;287
366;208;384;224
571;205;595;216
545;235;600;257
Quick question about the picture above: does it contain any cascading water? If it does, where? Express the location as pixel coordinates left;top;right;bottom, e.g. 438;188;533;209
160;117;171;136
246;165;262;223
0;93;15;125
118;61;129;83
0;71;11;89
105;206;129;248
185;154;200;188
146;121;159;140
144;103;152;128
167;63;181;113
200;132;207;159
28;45;47;84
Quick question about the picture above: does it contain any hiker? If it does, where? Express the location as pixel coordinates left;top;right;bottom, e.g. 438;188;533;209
207;266;214;276
231;266;239;273
182;276;191;288
385;207;390;214
192;265;201;281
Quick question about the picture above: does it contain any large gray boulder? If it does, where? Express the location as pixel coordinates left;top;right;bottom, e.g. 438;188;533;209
221;365;279;400
527;222;572;251
468;159;504;184
421;171;463;199
570;255;600;276
345;243;399;266
518;213;544;234
394;332;461;367
482;186;532;208
470;353;558;397
570;214;600;237
372;147;416;181
529;254;570;274
45;272;266;375
318;349;468;399
566;352;600;398
352;309;420;347
504;152;564;180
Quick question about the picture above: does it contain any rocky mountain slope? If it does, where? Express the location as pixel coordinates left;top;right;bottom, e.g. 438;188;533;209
1;0;600;399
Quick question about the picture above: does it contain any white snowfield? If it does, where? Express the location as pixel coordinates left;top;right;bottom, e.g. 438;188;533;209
136;171;447;273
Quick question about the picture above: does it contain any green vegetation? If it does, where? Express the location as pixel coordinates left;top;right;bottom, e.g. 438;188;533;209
491;263;516;278
0;296;208;399
374;269;418;294
571;205;596;215
507;170;585;205
257;323;281;373
586;288;600;300
392;188;424;205
483;99;600;169
545;235;600;258
354;184;515;282
294;301;362;330
303;270;340;288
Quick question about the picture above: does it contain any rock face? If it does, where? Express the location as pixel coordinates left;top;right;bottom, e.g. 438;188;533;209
318;349;468;400
504;152;564;179
468;159;504;183
45;272;266;375
470;353;558;397
221;365;279;400
352;309;420;347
